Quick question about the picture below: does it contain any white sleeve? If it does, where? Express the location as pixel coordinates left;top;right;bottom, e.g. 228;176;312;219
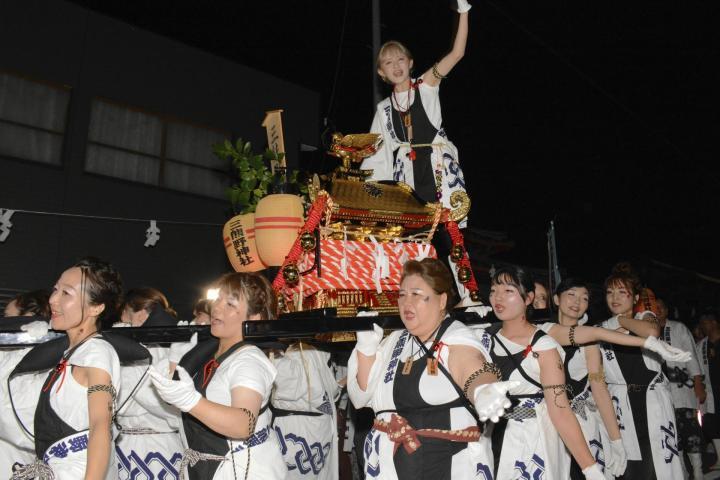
675;323;702;378
71;338;120;387
442;322;491;362
533;334;565;360
225;347;277;400
539;322;557;335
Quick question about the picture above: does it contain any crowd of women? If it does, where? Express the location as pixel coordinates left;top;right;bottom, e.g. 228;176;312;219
1;253;715;480
1;1;716;479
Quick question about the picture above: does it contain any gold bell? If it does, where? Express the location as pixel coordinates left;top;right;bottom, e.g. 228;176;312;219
470;290;481;302
457;266;472;283
300;231;316;252
282;264;300;284
450;244;464;262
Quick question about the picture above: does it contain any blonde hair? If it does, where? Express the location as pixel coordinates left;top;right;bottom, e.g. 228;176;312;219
376;40;414;70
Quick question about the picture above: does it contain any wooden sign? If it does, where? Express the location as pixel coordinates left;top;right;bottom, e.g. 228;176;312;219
261;109;286;172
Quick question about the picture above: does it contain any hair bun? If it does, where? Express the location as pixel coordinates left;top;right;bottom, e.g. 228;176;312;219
611;262;636;277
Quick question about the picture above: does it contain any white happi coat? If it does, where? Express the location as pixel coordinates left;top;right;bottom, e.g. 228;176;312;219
661;320;703;409
477;327;570;480
179;345;286;480
360;82;468;227
0;348;37;478
599;316;683;479
271;346;340;479
347;321;494;480
696;337;716;414
115;345;184;479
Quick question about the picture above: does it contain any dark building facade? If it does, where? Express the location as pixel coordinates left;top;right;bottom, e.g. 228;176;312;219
0;0;320;317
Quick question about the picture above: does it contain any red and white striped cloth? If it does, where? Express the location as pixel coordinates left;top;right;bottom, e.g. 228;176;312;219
285;239;436;297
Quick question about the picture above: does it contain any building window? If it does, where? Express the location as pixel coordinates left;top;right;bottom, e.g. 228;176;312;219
0;72;71;165
86;98;230;199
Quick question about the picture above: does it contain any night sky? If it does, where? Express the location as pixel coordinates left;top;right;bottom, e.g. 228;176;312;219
69;0;720;282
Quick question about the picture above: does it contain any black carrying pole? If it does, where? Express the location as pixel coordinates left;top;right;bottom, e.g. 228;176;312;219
0;308;556;346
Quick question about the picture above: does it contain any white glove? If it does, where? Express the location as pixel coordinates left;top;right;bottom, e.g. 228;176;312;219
168;332;198;364
454;0;472;13
582;463;605;480
20;320;49;340
644;336;692;362
355;323;384;356
149;365;201;412
472;381;519;423
607;438;627;476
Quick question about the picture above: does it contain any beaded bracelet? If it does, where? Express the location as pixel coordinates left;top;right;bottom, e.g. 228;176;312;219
542;383;571;408
587;371;606;383
238;407;258;436
568;325;578;347
462;362;502;397
87;383;117;401
431;63;447;80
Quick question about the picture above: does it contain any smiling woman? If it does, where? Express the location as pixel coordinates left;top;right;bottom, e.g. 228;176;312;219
149;272;286;480
8;257;129;480
597;263;684;479
481;266;605;480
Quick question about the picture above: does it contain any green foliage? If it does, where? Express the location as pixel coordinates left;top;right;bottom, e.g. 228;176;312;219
213;138;306;215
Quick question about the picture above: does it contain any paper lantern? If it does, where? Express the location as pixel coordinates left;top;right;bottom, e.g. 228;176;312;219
255;194;304;266
223;213;267;272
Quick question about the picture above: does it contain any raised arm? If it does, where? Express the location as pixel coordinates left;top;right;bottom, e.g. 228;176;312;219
537;349;597;472
422;3;470;87
354;324;385;391
545;323;690;362
547;323;646;348
618;312;661;338
83;366;114;480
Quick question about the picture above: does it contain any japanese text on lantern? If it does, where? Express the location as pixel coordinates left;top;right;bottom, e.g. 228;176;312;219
229;219;253;266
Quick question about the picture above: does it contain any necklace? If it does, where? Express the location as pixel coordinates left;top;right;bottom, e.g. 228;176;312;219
402;320;443;375
391;79;417;161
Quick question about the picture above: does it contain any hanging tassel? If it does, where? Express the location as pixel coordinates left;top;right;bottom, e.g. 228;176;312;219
0;209;15;242
144;220;160;247
369;235;389;294
340;227;350;280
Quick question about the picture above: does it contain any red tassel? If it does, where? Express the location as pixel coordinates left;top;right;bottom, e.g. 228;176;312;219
444;221;479;293
272;193;329;291
43;359;68;394
201;358;219;389
408;149;416;161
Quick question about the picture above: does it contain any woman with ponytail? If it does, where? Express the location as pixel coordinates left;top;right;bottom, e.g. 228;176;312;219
7;257;151;480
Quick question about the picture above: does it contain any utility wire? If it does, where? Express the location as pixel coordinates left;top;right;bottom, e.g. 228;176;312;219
5;208;222;227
